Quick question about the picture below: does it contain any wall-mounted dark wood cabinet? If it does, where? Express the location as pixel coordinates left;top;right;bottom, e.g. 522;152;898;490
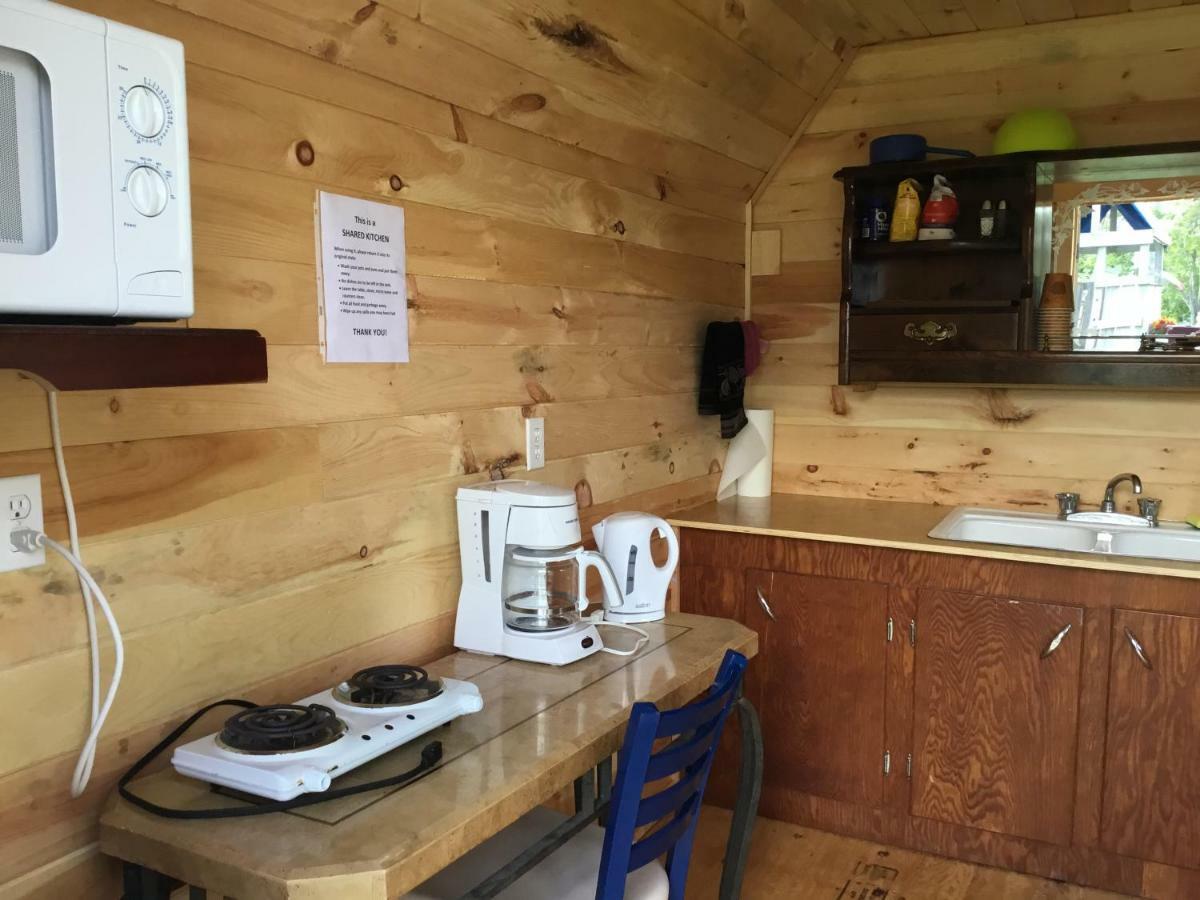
835;140;1200;388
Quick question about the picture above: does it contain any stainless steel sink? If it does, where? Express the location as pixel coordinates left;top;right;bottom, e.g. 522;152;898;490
930;507;1200;563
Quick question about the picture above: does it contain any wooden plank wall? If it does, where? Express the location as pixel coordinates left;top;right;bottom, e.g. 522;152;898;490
0;1;852;895
749;6;1200;514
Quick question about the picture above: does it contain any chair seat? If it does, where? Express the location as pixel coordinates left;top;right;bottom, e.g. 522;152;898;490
406;806;669;900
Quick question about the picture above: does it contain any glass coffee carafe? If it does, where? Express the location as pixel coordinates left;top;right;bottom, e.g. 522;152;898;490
502;545;621;633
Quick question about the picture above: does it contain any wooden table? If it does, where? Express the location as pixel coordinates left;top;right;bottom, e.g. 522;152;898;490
100;614;758;899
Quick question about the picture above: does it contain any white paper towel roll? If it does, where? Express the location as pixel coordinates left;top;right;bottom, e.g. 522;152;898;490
716;408;774;500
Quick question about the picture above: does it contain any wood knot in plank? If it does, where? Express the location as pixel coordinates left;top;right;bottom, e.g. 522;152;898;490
295;140;316;166
574;479;594;508
551;305;567;320
723;0;746;24
389;174;406;191
488;454;521;481
353;2;377;23
983;388;1034;425
450;106;468;143
829;386;848;416
611;220;626;235
531;16;633;75
509;93;547;113
526;383;554;403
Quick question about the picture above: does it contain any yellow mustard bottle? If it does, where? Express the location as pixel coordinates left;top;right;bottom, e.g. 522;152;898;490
889;178;922;242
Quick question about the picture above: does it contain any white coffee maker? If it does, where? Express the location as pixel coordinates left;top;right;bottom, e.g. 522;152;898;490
454;480;623;665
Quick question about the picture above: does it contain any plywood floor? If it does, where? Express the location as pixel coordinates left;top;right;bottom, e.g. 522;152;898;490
687;807;1137;900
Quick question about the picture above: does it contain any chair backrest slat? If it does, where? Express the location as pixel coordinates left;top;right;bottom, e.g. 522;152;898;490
654;685;731;737
643;721;719;782
595;649;748;900
627;794;700;871
635;766;707;827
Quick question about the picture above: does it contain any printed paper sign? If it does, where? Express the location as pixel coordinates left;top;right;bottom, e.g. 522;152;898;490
316;191;409;363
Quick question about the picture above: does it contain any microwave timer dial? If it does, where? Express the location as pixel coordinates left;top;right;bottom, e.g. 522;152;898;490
119;82;173;142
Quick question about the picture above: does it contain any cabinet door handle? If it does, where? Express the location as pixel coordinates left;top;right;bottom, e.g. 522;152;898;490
1125;627;1154;670
755;587;776;621
904;320;958;345
1040;623;1072;659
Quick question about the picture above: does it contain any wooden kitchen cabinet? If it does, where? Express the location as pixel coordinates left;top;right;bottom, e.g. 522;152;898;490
911;589;1084;845
753;571;889;810
678;525;1200;897
1102;609;1200;869
678;563;752;807
680;563;890;813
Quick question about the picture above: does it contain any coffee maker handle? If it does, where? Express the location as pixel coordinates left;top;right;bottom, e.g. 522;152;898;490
578;550;624;611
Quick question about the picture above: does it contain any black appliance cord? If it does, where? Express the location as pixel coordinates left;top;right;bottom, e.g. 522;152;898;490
118;699;443;819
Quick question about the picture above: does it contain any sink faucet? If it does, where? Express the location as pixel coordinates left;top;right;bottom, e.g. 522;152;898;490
1101;473;1142;513
1059;474;1162;527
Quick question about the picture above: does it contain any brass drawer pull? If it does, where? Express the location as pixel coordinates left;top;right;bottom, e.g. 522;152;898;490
1125;627;1153;670
904;320;958;344
1040;623;1072;659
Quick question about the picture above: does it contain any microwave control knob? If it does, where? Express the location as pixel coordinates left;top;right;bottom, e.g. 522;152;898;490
126;166;169;217
124;85;167;139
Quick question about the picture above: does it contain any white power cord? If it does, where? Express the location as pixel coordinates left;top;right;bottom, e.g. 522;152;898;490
585;612;650;657
41;391;123;797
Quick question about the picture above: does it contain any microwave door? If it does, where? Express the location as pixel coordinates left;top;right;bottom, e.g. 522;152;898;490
0;10;119;317
0;46;54;257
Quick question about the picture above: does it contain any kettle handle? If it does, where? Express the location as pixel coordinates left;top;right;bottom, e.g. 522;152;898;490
578;549;623;611
650;517;681;576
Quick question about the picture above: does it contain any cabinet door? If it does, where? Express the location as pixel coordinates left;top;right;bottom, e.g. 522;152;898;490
1102;610;1200;868
678;564;744;621
911;589;1083;845
752;571;889;809
678;564;751;807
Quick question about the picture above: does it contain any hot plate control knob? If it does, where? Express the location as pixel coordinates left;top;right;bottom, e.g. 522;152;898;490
126;166;169;217
124;85;167;139
298;768;332;792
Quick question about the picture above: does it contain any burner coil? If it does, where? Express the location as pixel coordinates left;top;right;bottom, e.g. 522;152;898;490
219;704;346;754
340;665;443;707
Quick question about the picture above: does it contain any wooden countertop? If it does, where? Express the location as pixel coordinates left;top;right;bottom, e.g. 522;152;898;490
99;613;756;900
669;494;1200;581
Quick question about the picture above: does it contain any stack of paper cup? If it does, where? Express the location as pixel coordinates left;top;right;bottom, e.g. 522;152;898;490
1039;273;1074;352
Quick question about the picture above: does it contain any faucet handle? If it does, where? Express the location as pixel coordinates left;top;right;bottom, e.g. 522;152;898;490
1055;492;1080;519
1137;497;1162;526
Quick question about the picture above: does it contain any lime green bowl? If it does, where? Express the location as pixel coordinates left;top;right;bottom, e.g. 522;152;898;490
993;109;1078;155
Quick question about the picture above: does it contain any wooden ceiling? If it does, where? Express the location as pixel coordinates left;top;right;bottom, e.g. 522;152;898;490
468;0;1181;204
794;0;1193;45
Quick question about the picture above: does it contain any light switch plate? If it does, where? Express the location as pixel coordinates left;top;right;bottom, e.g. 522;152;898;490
1;474;44;572
525;417;546;471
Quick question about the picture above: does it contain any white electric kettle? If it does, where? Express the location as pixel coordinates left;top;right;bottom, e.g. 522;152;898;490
592;513;680;624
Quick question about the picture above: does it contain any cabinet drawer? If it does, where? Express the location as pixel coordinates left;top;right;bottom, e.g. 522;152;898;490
849;311;1019;352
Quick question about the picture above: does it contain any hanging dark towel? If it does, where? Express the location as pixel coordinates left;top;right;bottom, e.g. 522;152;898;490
741;319;763;376
699;321;747;438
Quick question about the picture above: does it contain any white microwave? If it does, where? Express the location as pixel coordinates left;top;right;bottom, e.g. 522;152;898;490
0;0;192;320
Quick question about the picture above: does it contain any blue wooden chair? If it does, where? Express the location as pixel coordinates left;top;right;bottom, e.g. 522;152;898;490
408;648;749;900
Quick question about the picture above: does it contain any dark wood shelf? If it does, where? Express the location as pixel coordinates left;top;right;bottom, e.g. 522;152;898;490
855;238;1020;258
0;325;268;391
848;351;1200;388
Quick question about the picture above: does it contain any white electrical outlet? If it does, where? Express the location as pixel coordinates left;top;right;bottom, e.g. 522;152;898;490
1;474;44;572
525;417;546;471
